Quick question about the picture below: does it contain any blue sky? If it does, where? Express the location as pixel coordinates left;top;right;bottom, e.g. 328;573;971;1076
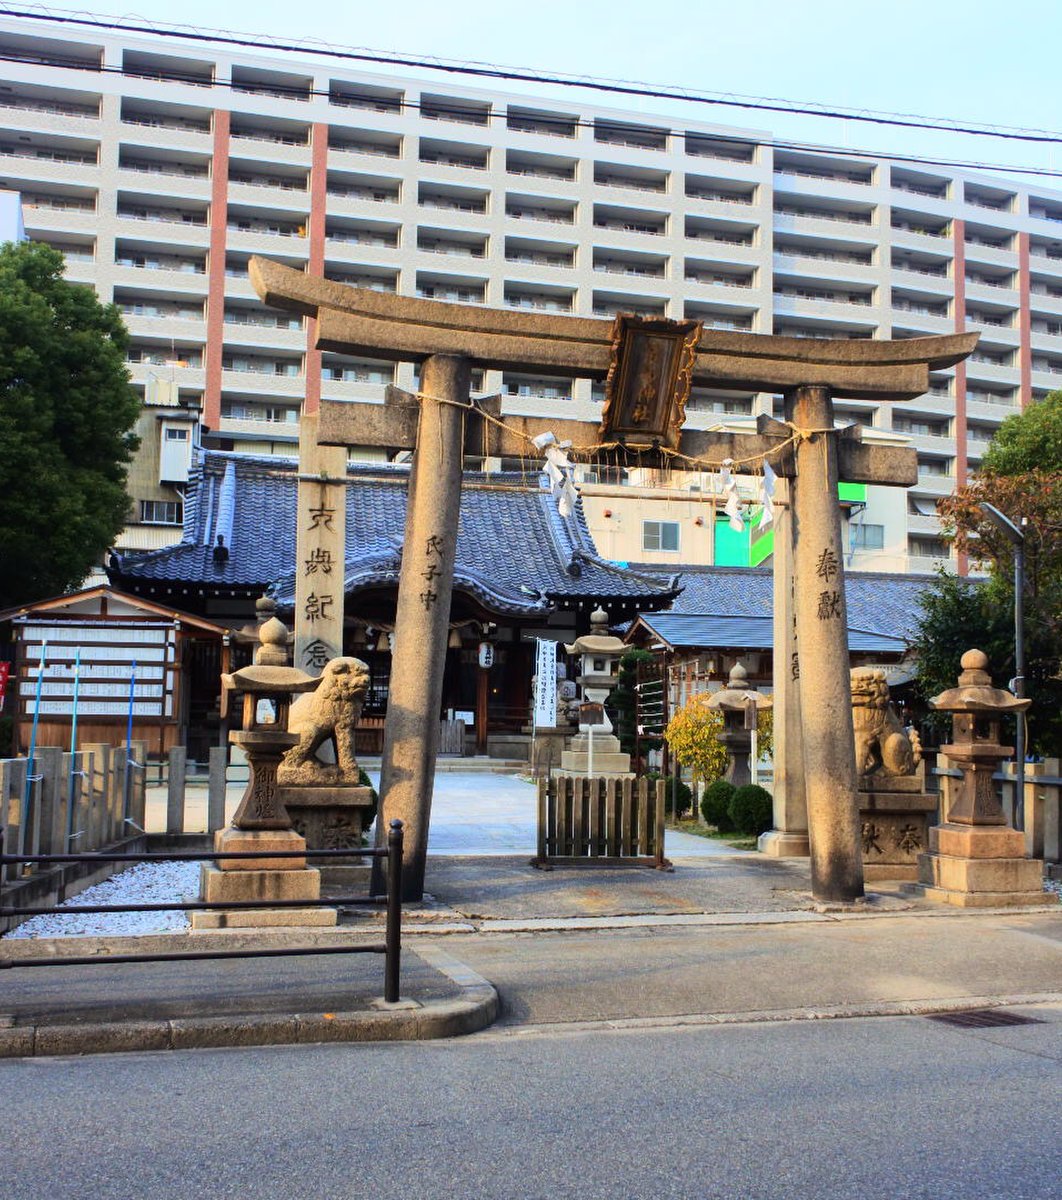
8;0;1061;186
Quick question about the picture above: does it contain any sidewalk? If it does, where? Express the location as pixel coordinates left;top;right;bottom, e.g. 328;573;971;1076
7;769;1057;1057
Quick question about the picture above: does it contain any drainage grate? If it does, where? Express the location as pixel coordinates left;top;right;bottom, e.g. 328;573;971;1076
926;1009;1046;1029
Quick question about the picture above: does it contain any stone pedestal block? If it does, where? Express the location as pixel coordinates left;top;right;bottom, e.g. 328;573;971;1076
199;863;321;904
560;732;632;777
215;827;307;871
758;829;811;858
277;785;376;865
908;821;1050;908
859;785;937;882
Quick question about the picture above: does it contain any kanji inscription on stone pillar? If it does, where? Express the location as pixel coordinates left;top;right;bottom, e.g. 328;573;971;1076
294;412;346;676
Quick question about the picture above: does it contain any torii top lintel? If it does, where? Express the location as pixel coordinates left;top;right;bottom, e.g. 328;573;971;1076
250;256;977;402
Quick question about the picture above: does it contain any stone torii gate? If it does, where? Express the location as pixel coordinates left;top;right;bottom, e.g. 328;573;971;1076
250;256;976;903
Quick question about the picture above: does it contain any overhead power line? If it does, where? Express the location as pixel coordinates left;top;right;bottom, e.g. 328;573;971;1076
2;8;1061;182
5;4;1062;148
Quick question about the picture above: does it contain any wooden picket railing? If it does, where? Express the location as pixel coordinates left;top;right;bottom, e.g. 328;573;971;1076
533;774;669;869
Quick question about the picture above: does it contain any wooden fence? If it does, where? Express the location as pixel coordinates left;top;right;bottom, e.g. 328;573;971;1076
533;775;669;869
0;741;148;931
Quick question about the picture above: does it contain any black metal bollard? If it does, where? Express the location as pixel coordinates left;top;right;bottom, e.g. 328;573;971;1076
384;819;403;1003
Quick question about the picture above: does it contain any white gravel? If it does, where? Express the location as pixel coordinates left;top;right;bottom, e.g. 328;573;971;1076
4;862;201;939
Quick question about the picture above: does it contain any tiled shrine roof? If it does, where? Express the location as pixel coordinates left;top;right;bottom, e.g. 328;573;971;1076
107;451;680;617
630;563;956;646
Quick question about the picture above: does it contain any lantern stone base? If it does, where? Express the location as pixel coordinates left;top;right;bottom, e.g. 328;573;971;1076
757;830;811;858
191;827;337;930
560;733;633;777
858;783;937;882
905;822;1050;907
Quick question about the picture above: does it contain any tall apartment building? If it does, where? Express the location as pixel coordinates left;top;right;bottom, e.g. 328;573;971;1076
2;16;1060;571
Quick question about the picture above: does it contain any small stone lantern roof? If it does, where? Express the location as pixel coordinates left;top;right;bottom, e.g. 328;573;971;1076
929;649;1030;714
706;663;773;712
564;606;625;657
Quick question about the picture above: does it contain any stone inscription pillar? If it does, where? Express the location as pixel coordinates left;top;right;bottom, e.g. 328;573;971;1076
760;482;810;857
372;355;469;900
295;412;347;675
787;385;864;902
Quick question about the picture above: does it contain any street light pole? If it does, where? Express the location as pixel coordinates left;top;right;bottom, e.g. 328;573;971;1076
978;503;1027;830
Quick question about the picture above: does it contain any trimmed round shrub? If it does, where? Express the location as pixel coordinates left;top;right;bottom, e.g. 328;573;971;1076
728;784;774;836
701;778;736;831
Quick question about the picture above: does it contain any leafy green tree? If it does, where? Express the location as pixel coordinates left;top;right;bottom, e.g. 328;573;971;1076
915;391;1062;754
0;241;139;606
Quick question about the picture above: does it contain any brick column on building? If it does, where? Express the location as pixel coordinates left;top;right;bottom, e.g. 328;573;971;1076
952;218;969;576
203;109;231;431
1018;231;1032;410
304;122;329;416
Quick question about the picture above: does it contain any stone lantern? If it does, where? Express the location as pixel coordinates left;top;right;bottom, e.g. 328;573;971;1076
914;648;1047;907
706;663;772;788
559;607;632;776
194;612;335;929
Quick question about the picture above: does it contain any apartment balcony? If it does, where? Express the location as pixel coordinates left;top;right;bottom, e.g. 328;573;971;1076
0;97;100;139
964;358;1019;388
772;250;877;285
960;239;1017;270
228;133;311;166
225;226;312;260
592;214;668;244
506;203;577;229
114;213;210;248
889;220;952;253
227;177;310;211
889;262;952;293
773;292;877;328
110;262;209;294
220;320;304;351
907;512;943;537
907;553;954;576
1031;360;1062;387
319;376;392;402
127;362;206;391
119;114;212;154
219;369;304;397
965;277;1019;307
1030;326;1062;355
21;203;98;236
684;187;758;220
0;145;99;188
911;471;955;498
325;189;402;220
965;394;1018;422
774;209;878;245
122;312;205;342
117;160;210;199
217;414;299;443
772;170;874;203
962;313;1020;344
1029;289;1062;317
889;306;953;336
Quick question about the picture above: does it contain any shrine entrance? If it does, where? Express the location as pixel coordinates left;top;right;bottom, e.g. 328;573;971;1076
250;255;976;903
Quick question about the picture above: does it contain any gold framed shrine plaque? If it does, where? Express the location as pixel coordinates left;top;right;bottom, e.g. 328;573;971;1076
599;314;702;450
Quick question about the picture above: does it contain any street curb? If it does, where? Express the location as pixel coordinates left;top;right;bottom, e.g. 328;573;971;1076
0;945;498;1059
472;991;1062;1040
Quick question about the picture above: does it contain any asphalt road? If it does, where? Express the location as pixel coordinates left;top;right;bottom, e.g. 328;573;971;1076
4;1004;1060;1200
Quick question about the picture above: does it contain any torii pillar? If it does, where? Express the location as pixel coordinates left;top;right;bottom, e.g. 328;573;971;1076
249;255;977;902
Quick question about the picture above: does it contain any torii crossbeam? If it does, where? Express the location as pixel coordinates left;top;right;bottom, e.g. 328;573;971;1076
250;256;976;903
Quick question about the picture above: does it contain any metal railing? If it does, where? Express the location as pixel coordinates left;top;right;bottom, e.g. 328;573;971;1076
0;820;405;1003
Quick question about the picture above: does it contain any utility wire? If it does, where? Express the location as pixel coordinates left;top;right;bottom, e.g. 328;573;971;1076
4;4;1062;147
3;47;1061;184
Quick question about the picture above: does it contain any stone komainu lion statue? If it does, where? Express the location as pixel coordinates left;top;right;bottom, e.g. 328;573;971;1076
850;667;922;778
278;656;370;786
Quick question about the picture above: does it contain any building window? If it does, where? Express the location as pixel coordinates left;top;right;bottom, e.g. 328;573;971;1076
849;522;885;551
164;427;190;441
140;500;183;525
643;520;679;552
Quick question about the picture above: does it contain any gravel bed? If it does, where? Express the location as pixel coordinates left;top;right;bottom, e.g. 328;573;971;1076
4;862;201;939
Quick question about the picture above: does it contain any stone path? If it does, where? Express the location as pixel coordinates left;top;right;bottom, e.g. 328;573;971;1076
365;771;744;858
148;771;745;858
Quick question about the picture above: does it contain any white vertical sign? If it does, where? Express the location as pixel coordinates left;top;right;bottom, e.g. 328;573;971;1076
533;638;558;729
